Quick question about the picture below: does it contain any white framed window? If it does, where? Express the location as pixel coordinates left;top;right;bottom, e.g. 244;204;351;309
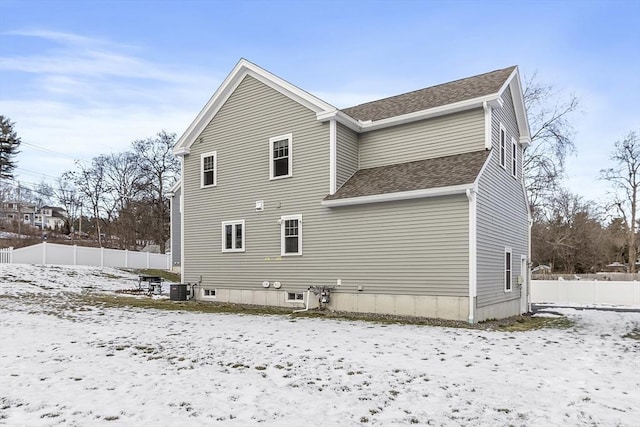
222;220;245;253
286;292;304;302
511;137;517;178
505;247;513;292
201;151;217;188
203;288;216;298
269;133;293;180
499;124;506;169
280;214;302;256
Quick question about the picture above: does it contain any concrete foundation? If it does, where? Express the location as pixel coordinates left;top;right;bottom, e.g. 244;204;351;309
198;288;470;321
475;298;521;322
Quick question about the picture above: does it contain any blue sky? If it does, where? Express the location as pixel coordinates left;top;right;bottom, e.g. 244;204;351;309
1;0;638;205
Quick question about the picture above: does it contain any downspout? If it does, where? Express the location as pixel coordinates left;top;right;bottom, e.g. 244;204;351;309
293;289;312;313
179;155;185;285
466;187;477;323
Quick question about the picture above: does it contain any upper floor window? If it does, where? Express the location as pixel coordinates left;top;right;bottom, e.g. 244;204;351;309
222;220;245;253
269;134;293;180
511;137;517;178
499;124;506;169
505;247;512;292
201;151;217;188
280;214;302;256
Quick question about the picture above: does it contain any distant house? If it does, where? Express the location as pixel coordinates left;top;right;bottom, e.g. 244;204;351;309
34;206;67;230
172;59;531;322
0;201;36;226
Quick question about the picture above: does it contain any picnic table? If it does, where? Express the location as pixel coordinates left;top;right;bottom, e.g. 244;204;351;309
138;275;163;295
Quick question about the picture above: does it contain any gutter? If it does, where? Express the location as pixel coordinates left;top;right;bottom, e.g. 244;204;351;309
321;184;473;208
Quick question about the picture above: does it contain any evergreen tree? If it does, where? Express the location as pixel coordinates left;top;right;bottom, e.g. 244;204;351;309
0;115;21;179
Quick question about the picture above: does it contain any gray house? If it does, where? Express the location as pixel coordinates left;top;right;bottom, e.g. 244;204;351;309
173;59;531;322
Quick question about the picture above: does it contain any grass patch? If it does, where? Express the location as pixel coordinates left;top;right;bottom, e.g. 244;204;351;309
496;315;573;332
622;325;640;340
77;294;572;331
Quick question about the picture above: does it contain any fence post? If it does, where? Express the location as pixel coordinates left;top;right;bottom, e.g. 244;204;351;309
10;247;13;264
42;242;47;264
146;251;150;268
101;247;104;267
124;249;128;268
73;245;77;265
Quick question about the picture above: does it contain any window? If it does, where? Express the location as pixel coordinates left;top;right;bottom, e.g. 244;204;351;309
222;220;245;252
505;247;512;292
511;137;517;178
280;214;302;256
287;292;304;302
203;288;216;297
201;151;217;188
269;134;293;179
499;124;506;169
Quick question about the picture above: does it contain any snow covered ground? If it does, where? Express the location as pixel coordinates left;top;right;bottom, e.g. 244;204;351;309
0;264;638;426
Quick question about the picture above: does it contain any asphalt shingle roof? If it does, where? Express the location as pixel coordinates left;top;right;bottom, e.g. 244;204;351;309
341;66;515;122
324;151;489;201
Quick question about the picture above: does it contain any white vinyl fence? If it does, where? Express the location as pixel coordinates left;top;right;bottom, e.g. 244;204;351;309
531;280;640;307
0;243;171;270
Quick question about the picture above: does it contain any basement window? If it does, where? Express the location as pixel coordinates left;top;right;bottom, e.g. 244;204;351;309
287;292;304;302
203;288;216;297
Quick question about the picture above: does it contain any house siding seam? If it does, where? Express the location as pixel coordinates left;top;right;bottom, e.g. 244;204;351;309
336;123;359;189
358;108;485;169
476;86;529;309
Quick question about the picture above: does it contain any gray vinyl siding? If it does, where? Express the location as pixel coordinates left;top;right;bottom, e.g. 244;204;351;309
336;123;358;189
359;108;485;169
476;86;529;308
182;75;469;297
170;186;181;266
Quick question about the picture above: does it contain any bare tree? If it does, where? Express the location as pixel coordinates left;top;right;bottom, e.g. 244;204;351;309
523;73;580;213
132;131;179;253
600;131;640;273
65;156;108;246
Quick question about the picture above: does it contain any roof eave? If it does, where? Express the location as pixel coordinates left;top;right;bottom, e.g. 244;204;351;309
352;94;500;133
174;58;337;155
321;184;474;208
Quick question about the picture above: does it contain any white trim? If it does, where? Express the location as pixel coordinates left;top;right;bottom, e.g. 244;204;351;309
269;133;293;180
499;124;507;169
200;151;217;188
329;119;337;194
520;255;528;313
174;59;335;154
280;214;302;256
466;187;478;323
505;247;513;292
483;102;492;150
179;156;185;283
320;184;473;208
221;220;245;253
511;136;517;178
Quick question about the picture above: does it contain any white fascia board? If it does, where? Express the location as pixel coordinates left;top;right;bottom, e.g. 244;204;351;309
329;119;337;195
357;94;499;133
173;59;336;154
498;67;532;143
320;184;473;207
317;110;361;132
173;147;190;157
